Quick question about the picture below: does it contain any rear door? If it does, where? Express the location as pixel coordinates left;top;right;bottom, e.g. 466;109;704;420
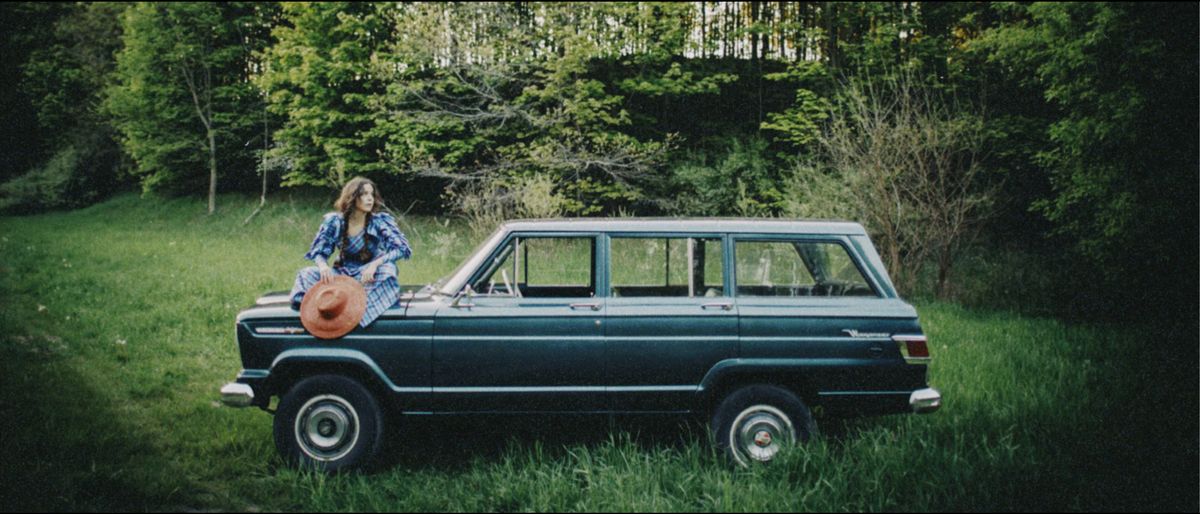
604;234;738;412
732;236;917;394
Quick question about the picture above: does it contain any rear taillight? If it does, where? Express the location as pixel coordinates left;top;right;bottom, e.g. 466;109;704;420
893;335;931;364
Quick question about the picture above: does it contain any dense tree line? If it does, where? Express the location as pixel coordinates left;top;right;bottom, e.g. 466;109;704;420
0;2;1195;320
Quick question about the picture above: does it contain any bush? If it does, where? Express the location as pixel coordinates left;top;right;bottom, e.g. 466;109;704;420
665;137;784;217
447;174;567;234
0;135;122;214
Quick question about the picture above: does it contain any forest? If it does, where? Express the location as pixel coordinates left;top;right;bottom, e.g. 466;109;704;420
1;2;1196;321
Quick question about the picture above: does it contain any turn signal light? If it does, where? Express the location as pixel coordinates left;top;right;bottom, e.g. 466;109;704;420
892;335;931;364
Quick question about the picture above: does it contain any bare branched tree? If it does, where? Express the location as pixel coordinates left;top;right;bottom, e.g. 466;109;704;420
377;3;672;217
786;71;997;296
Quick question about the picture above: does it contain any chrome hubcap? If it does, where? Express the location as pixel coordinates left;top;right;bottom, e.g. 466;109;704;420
729;404;794;466
295;394;360;462
754;430;773;447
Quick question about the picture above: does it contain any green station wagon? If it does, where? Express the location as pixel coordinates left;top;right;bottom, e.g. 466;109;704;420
221;219;941;470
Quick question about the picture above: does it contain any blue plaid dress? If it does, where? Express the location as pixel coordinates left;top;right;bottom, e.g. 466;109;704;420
290;211;413;327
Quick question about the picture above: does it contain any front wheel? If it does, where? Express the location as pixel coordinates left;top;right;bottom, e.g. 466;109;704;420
274;375;384;473
711;385;817;467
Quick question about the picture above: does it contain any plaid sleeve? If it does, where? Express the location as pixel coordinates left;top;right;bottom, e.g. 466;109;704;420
304;213;341;262
374;213;412;262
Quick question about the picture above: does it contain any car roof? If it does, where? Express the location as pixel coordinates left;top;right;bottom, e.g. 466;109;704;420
500;217;868;236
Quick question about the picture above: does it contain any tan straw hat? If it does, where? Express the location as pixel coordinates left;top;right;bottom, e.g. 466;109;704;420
300;275;366;339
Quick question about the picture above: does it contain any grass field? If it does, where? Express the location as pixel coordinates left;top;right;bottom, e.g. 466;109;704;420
0;192;1196;512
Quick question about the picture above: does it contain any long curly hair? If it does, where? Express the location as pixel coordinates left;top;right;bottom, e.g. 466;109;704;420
332;177;388;266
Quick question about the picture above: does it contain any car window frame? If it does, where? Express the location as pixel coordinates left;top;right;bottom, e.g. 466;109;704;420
602;232;732;299
463;231;601;299
729;234;883;299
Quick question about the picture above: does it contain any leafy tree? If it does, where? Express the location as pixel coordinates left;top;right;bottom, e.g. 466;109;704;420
668;136;782;217
376;3;681;215
0;3;61;183
1;3;126;212
977;2;1198;317
760;61;833;150
257;2;392;189
106;3;275;213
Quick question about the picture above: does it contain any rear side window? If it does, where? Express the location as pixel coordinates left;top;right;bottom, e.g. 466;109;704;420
610;237;724;297
735;240;876;297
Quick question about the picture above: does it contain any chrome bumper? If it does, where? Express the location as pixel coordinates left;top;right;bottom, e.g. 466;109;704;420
909;388;941;414
220;382;255;408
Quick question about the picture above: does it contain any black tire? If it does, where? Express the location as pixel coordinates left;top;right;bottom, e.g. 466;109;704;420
710;384;817;467
274;374;384;473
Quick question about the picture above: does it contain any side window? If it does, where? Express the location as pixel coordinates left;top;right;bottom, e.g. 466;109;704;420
610;237;724;297
735;240;875;297
471;236;595;298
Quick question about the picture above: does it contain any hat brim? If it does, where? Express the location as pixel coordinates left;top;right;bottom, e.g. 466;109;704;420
300;275;367;339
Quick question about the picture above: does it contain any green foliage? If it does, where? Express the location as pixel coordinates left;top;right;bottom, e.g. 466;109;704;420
667;137;783;217
617;62;738;97
20;3;125;135
106;3;274;196
0;148;77;213
760;61;833;150
375;3;691;215
258;2;393;188
0;2;61;183
975;2;1198;317
0;133;118;213
3;3;126;211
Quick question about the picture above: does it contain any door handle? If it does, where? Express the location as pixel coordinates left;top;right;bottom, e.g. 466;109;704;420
701;302;733;311
570;303;601;311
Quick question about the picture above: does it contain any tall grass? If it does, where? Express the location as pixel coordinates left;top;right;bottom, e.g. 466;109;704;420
0;192;1195;511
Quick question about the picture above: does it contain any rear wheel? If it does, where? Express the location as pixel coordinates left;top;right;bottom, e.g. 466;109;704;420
274;375;384;473
711;385;817;467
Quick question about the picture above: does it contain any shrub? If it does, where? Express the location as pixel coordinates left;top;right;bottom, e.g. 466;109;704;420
665;137;784;217
447;174;567;234
0;135;121;214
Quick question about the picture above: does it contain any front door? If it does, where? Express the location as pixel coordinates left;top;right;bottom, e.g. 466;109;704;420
432;234;605;412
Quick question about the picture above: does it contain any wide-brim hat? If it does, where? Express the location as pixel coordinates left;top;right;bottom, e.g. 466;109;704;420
300;275;366;339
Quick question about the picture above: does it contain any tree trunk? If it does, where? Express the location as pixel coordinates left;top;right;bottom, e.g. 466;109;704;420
207;128;217;215
260;108;268;208
936;243;953;299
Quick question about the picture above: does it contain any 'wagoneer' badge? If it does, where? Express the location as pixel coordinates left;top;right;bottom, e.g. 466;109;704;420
843;329;890;338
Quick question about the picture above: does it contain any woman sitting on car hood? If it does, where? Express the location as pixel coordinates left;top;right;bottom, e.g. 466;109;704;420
289;176;412;327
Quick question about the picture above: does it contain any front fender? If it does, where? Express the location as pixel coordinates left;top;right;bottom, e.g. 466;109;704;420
265;348;431;409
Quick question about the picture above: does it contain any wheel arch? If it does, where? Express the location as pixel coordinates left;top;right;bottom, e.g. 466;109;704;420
699;361;820;416
266;351;395;409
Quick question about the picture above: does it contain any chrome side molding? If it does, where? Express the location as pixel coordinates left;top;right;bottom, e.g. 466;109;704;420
255;326;306;335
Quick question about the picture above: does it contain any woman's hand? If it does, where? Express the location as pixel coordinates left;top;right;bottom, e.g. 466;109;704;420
361;262;379;284
316;260;333;284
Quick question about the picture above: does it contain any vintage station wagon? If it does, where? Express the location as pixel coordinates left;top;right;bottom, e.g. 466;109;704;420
221;219;941;471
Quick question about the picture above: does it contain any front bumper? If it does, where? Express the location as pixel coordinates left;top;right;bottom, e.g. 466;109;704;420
220;382;256;408
909;388;941;414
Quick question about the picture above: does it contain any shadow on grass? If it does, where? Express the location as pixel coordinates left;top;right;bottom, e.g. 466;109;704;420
375;413;714;472
0;341;199;511
371;410;883;476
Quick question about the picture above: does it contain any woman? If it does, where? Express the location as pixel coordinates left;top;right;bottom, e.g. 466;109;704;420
290;177;412;328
